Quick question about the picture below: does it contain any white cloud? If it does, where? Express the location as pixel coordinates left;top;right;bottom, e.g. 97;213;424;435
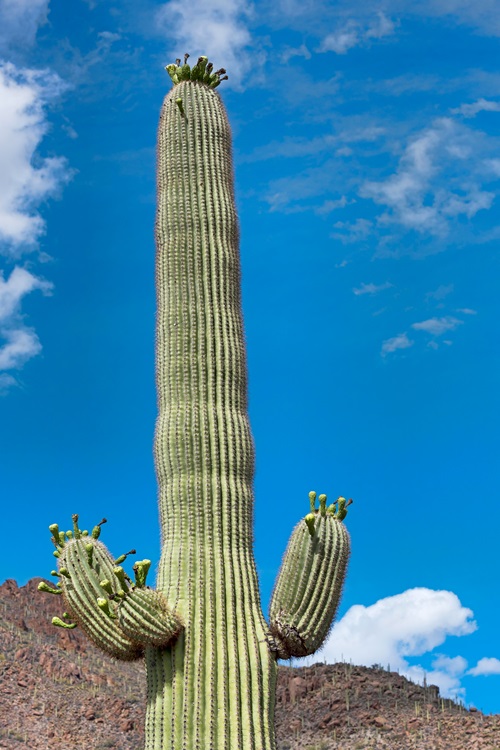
281;44;311;63
0;372;17;393
332;218;373;244
411;315;463;336
468;657;500;676
361;117;497;237
0;267;52;392
0;266;52;323
405;655;468;700
366;11;396;39
456;307;477;315
451;98;500;118
0;62;71;254
0;62;69;392
316;196;350;215
155;0;254;88
353;281;392;295
320;588;477;698
0;327;41;370
319;12;395;54
320;22;360;55
381;332;413;355
432;654;469;675
0;0;49;50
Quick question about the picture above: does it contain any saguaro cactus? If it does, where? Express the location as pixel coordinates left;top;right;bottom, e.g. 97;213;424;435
40;55;352;750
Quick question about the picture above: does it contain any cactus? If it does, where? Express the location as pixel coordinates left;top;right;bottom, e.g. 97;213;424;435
40;55;352;750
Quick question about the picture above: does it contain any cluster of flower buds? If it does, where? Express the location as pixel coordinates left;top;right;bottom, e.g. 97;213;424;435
165;53;228;88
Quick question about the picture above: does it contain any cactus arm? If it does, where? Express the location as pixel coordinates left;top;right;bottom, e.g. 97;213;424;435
269;493;351;659
39;517;182;660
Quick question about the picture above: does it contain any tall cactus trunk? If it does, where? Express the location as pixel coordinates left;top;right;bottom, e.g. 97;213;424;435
151;79;276;749
41;56;352;750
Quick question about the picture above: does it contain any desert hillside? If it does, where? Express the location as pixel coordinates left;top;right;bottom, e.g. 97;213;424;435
0;578;498;749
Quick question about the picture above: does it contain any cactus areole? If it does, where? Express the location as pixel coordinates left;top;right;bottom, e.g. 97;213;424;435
40;55;352;750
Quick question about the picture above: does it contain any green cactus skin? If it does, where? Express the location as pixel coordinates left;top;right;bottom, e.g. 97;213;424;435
55;537;143;659
40;55;352;750
269;494;351;659
43;531;182;660
152;74;276;750
117;588;183;647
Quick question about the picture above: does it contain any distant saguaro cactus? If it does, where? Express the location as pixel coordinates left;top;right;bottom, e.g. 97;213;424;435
40;55;352;750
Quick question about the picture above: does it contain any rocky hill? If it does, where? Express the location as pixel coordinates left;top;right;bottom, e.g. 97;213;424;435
0;578;499;749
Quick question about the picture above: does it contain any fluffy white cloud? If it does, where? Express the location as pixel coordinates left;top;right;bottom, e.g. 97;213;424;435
320;588;477;698
412;315;463;336
468;657;500;676
155;0;254;87
381;332;413;355
0;62;71;253
0;266;52;323
0;327;41;370
361;118;497;237
0;62;69;391
319;12;395;54
0;0;49;50
353;281;392;295
0;267;52;391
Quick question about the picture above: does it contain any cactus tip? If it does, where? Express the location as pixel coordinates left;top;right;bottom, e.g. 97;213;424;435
308;491;317;513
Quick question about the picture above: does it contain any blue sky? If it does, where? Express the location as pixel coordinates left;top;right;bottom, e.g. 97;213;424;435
1;0;500;714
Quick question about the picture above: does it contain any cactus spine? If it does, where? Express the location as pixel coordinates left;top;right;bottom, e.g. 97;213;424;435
40;55;352;750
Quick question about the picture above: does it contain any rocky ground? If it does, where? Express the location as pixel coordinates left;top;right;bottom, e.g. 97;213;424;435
0;578;499;749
